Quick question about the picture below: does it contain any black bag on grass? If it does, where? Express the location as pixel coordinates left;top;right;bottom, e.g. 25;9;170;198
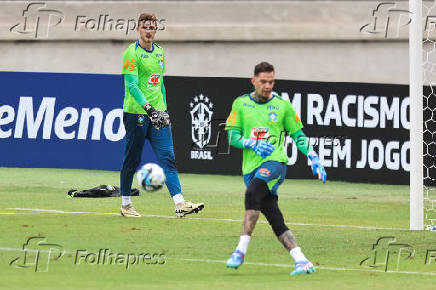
67;185;140;198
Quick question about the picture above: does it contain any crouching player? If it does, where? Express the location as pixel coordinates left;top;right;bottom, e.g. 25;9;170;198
224;62;327;276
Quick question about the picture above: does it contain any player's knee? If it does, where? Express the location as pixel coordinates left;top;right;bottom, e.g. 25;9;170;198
156;150;176;168
262;204;289;237
245;178;269;210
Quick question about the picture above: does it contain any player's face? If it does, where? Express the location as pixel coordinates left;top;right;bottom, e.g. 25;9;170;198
138;20;157;43
251;71;275;101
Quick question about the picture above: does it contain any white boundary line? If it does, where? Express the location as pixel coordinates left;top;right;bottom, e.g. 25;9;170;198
4;207;408;231
0;247;434;276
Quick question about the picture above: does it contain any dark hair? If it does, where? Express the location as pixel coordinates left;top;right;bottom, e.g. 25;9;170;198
138;13;157;25
254;62;274;76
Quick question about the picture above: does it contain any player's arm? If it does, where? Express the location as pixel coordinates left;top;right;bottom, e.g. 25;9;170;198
161;51;167;107
124;74;147;107
161;75;167;107
227;129;274;158
290;129;313;156
285;103;327;183
225;101;274;158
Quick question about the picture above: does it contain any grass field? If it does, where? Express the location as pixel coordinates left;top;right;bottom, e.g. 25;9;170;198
0;167;435;289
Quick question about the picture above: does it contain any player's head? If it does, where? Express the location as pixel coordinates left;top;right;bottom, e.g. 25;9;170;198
137;13;158;44
251;62;275;102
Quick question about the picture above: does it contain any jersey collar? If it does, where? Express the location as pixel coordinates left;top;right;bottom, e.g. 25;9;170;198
136;40;154;53
249;92;277;104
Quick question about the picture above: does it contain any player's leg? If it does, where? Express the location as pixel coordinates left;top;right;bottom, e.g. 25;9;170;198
120;113;147;217
148;124;204;217
226;170;269;269
259;163;315;275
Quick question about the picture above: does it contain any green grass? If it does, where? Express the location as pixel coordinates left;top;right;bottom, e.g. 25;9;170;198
0;167;435;289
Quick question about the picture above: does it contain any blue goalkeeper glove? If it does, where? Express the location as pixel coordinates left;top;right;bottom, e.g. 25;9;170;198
243;139;275;158
308;151;327;183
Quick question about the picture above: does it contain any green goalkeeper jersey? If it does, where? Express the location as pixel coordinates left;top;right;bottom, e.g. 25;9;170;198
225;93;303;175
121;41;166;114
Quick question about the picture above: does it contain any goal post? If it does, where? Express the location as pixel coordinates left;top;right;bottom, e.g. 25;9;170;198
409;0;424;230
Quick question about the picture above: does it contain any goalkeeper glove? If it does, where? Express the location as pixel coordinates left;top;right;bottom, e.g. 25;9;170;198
144;103;170;129
308;151;327;183
243;139;275;158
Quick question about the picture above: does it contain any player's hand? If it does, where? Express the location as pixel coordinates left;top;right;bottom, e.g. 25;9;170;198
144;103;170;129
308;151;327;183
243;139;275;158
161;111;170;128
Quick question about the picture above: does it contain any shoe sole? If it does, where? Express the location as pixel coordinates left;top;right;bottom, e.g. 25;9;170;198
290;267;315;276
176;204;205;218
120;211;141;218
226;263;242;269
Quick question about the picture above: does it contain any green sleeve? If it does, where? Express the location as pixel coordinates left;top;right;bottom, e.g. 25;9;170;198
284;101;303;135
225;99;242;131
161;75;167;107
291;129;313;156
121;46;138;75
124;74;147;107
227;129;245;149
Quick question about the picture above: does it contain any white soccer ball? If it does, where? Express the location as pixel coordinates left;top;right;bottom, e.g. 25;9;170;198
136;163;166;192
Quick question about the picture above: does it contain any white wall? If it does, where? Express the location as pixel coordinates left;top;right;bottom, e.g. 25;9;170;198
0;1;418;84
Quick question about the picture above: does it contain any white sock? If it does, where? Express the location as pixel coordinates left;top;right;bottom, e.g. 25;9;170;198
235;235;251;255
121;196;131;207
290;247;307;263
172;193;185;205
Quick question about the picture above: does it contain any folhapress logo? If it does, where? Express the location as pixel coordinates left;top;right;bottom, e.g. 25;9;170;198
9;236;64;272
10;2;64;39
0;97;125;141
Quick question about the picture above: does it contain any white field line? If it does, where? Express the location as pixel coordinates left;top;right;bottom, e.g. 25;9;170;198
4;207;408;231
0;246;434;276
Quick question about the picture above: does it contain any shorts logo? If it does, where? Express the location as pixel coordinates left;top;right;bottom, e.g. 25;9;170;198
250;127;270;140
147;74;160;85
259;168;271;177
268;112;277;123
137;115;144;125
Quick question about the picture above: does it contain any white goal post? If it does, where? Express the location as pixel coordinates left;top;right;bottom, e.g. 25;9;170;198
409;0;424;230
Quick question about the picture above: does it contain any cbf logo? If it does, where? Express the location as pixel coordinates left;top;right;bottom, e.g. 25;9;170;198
268;112;277;123
189;94;214;160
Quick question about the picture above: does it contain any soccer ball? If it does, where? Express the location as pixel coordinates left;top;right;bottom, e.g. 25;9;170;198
136;163;166;192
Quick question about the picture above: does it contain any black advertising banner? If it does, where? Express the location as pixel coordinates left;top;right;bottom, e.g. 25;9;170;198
165;76;413;185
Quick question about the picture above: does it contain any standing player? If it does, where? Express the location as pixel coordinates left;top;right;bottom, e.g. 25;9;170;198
225;62;327;275
120;13;204;218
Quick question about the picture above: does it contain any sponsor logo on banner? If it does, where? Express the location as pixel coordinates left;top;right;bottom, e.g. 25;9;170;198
189;94;214;160
0;96;125;142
